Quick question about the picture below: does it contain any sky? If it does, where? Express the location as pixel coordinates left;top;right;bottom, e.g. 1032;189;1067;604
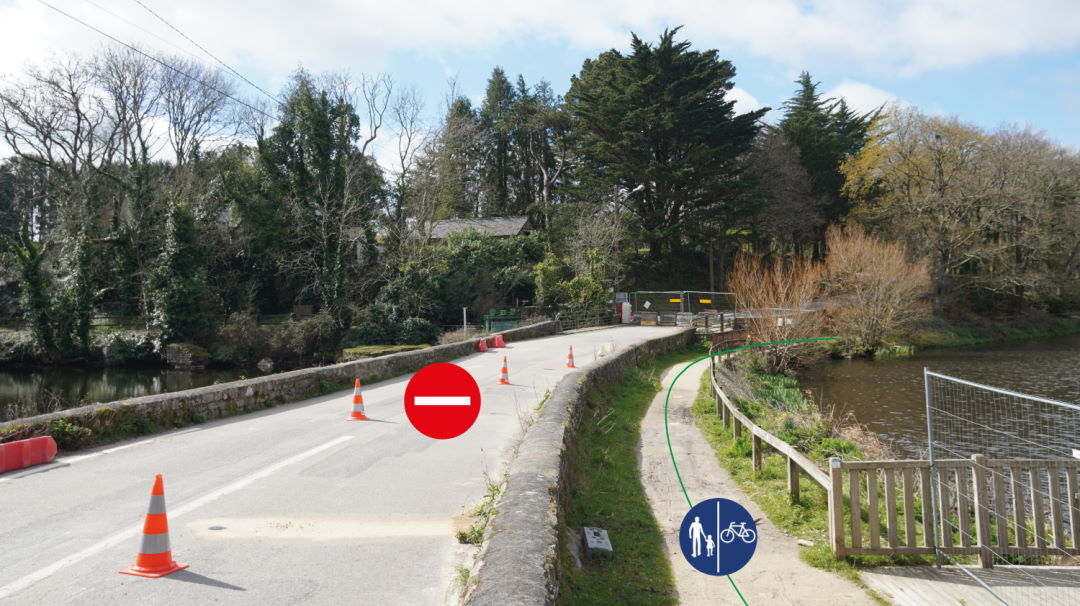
2;0;1080;169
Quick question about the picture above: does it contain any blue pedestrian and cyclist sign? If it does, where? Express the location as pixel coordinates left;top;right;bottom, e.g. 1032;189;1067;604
679;497;757;576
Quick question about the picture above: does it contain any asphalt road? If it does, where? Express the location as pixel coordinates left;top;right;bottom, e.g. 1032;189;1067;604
0;326;682;606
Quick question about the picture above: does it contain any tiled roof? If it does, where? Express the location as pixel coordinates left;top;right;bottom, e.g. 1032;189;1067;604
428;216;532;239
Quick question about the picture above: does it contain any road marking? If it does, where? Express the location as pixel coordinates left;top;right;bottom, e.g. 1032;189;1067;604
0;435;353;600
58;428;203;465
190;516;450;540
0;462;67;483
414;396;471;406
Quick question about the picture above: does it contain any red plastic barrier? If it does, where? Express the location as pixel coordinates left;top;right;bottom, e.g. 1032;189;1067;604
476;338;489;352
0;436;58;474
492;335;505;348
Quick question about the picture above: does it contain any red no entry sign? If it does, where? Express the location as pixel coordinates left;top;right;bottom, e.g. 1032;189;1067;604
404;363;482;439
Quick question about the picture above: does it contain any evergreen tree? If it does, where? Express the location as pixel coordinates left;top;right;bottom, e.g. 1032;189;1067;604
566;28;766;259
478;68;516;216
147;203;213;343
780;72;876;228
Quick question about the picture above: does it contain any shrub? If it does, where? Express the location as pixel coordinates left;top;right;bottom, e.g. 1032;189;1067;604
96;330;158;365
268;312;339;363
49;419;93;450
399;317;438;345
0;329;40;363
212;313;266;364
350;304;401;345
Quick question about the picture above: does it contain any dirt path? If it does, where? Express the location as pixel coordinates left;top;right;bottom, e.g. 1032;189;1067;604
638;361;880;605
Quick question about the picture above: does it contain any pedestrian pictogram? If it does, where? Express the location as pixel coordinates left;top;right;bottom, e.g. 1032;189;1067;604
679;497;757;576
404;363;481;439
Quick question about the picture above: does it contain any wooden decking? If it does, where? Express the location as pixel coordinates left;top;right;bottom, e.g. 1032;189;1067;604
861;565;1080;605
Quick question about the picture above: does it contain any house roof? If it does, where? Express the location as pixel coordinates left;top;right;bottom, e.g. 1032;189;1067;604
428;216;532;240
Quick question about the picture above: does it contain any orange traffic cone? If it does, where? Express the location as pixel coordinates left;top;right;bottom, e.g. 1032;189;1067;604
497;356;511;385
347;378;368;421
119;474;188;578
566;346;576;368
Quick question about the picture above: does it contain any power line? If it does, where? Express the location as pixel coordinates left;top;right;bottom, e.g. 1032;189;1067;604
81;0;203;64
130;0;282;104
35;0;276;121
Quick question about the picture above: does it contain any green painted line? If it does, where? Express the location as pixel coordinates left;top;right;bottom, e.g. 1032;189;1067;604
663;337;837;606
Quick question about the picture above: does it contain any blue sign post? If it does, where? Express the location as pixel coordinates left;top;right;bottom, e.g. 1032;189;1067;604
679;498;757;576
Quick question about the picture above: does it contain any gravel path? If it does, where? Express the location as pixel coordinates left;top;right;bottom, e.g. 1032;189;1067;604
638;361;881;605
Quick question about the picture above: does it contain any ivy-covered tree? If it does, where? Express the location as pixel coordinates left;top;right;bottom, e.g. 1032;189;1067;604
257;71;385;323
566;27;766;260
147;203;213;343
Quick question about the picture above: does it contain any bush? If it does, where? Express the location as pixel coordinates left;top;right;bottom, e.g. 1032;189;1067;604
0;329;40;363
49;419;93;450
212;313;267;364
399;317;438;345
350;304;401;345
269;312;339;363
96;330;159;365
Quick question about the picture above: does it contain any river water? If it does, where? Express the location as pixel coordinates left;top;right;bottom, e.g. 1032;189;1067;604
797;334;1080;459
0;365;252;422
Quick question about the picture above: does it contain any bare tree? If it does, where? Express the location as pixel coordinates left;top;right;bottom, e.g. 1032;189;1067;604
823;224;931;355
743;128;826;254
158;54;234;166
727;252;825;374
359;73;391;156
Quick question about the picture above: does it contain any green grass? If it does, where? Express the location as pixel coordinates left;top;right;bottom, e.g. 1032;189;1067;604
917;316;1080;350
557;343;708;606
340;344;430;360
691;374;909;606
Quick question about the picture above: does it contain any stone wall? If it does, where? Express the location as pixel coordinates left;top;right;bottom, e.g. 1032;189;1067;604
464;327;696;606
0;321;561;443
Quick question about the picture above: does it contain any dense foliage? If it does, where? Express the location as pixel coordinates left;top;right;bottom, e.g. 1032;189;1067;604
0;30;1076;365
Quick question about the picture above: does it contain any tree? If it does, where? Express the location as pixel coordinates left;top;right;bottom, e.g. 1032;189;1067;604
256;70;385;324
566;28;766;259
478;68;516;216
147;203;213;343
741;128;826;254
727;252;825;374
779;73;875;234
823;224;931;356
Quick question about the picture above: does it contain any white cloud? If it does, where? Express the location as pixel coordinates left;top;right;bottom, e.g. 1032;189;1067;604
3;0;1079;85
727;87;761;114
823;82;908;114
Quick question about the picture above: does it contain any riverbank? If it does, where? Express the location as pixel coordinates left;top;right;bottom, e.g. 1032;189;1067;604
909;313;1080;350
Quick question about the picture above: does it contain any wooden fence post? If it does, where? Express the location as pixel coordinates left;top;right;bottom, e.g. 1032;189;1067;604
829;458;846;559
752;435;763;474
971;454;994;568
788;455;800;504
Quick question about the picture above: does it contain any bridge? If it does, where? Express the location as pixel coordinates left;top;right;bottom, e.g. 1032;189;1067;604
0;326;684;605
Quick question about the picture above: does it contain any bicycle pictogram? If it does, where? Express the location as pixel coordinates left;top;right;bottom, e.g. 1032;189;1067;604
719;521;757;545
679;497;757;576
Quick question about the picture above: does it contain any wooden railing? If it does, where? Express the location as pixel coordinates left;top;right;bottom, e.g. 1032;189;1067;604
830;457;1080;565
709;350;1080;568
709;353;829;502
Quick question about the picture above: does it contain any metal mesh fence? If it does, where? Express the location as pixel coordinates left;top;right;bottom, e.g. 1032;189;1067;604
925;369;1080;606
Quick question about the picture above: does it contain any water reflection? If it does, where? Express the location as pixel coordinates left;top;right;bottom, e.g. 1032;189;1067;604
0;366;251;421
797;334;1080;458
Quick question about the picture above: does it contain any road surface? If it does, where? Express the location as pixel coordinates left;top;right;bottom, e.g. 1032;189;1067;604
0;326;682;605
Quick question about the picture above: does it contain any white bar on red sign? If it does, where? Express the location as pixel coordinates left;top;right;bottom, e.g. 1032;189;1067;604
414;396;472;406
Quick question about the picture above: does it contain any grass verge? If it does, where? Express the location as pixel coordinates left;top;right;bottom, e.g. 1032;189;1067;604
556;343;707;606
